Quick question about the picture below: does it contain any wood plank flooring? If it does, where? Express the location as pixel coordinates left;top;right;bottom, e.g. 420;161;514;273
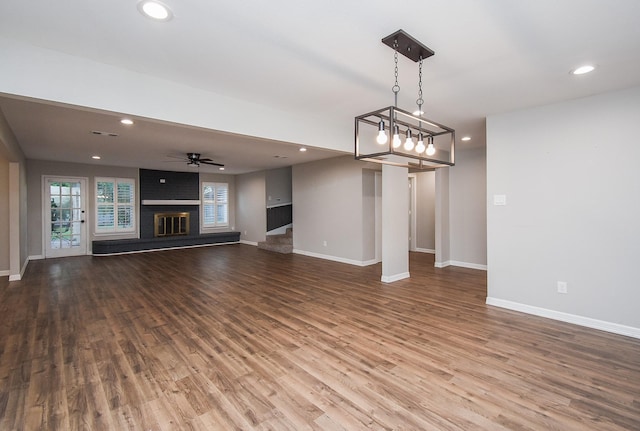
1;244;639;430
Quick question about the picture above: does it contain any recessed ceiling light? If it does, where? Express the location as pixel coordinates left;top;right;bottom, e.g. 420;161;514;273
219;167;225;171
120;118;134;125
461;136;471;141
571;65;596;75
137;1;173;21
92;155;101;160
299;147;307;152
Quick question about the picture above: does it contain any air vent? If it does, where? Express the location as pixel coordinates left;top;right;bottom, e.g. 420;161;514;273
91;130;119;137
273;155;288;159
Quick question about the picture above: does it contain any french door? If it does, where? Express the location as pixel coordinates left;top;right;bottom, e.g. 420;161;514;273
44;177;88;258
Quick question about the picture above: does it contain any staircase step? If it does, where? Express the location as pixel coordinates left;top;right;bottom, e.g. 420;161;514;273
257;241;293;254
258;229;293;253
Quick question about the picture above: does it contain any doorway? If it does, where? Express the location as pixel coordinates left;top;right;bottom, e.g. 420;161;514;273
43;177;88;258
409;175;417;251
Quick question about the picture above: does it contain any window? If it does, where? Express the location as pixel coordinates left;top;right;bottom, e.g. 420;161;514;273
96;178;135;233
202;182;228;227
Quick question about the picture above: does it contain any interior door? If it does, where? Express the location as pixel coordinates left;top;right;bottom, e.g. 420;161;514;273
44;177;88;258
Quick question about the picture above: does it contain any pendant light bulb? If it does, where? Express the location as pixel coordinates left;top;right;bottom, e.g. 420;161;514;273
376;121;388;145
403;129;415;151
415;133;425;153
392;125;401;149
426;136;436;156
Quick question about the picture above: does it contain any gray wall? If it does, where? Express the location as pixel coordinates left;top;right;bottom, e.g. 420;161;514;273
381;165;409;280
235;170;266;244
0;107;27;278
362;169;377;263
435;168;450;266
265;167;292;207
487;85;640;332
26;160;139;256
416;171;436;252
0;153;8;271
449;145;487;267
292;156;375;264
15;162;28;275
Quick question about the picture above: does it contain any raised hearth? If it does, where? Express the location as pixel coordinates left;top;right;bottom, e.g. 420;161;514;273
92;231;240;255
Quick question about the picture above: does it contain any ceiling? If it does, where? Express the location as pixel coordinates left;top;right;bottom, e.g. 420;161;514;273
1;0;639;174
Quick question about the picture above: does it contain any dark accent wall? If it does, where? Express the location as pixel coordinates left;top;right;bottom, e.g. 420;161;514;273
139;169;200;238
140;169;199;200
267;204;292;232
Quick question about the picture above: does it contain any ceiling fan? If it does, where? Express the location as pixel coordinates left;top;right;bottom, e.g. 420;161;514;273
184;152;224;167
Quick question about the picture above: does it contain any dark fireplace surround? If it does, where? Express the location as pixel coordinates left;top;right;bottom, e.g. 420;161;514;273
139;169;200;238
92;169;239;255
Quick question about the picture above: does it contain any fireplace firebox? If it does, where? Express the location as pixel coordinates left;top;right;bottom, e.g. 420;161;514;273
154;212;190;237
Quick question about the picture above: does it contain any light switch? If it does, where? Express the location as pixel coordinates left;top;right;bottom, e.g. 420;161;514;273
493;194;507;206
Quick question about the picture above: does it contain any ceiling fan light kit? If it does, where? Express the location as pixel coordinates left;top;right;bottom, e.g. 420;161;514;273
355;30;455;170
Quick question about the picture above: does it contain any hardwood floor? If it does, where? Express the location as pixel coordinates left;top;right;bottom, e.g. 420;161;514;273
1;244;639;430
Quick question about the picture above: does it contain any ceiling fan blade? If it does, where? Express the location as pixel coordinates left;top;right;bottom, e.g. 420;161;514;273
200;160;225;167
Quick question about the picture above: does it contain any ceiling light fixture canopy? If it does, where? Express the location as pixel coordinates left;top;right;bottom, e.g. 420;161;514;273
355;30;455;170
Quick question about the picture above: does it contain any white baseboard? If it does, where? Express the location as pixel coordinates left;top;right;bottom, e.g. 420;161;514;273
293;249;375;267
435;260;487;271
0;269;9;277
381;272;410;283
6;255;34;281
414;248;435;254
240;240;258;246
450;260;487;271
486;297;640;340
29;255;44;260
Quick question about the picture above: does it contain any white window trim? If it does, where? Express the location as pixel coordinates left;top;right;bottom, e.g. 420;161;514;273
95;177;136;234
202;182;229;229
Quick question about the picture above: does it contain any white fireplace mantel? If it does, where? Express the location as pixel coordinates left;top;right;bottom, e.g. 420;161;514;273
141;200;201;205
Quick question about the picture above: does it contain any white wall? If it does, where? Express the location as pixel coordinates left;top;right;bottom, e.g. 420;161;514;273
235;171;266;244
486;86;640;336
0;37;351;154
449;145;487;268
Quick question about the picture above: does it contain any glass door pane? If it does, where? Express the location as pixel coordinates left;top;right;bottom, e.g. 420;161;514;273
46;178;87;257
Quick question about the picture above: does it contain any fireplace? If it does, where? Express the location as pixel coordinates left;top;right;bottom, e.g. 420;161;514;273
154;212;190;237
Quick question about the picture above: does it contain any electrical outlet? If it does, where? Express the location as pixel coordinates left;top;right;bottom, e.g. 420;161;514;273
557;281;568;294
323;240;327;247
